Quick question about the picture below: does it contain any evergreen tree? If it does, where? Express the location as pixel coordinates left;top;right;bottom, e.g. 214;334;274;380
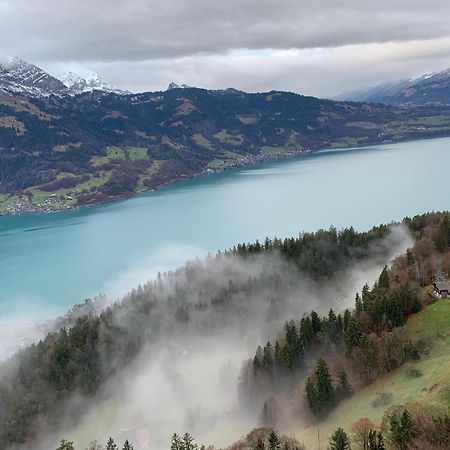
378;266;390;290
344;316;362;356
254;346;264;373
389;409;415;450
262;341;274;376
355;293;363;313
405;248;414;268
336;368;352;399
171;433;183;450
122;440;133;450
305;377;319;416
315;358;334;413
310;310;322;334
106;437;118;450
343;309;352;334
182;433;198;450
55;440;75;450
361;283;371;310
329;428;351;450
435;214;450;250
282;322;303;372
299;317;314;348
267;430;281;450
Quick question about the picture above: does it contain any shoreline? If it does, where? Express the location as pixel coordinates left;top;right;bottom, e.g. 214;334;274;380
0;148;312;217
3;131;447;218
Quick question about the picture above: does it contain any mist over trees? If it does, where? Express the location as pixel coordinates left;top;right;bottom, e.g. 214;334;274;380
2;212;450;450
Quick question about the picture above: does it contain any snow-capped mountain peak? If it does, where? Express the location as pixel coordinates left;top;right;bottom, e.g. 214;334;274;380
167;82;191;90
0;56;69;97
0;56;130;97
60;71;128;95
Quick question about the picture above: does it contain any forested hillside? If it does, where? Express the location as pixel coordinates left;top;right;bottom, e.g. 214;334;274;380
237;212;450;449
2;86;450;213
22;212;450;450
0;223;404;449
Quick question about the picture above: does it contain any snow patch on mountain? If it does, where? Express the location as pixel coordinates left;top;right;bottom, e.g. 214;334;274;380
167;82;191;90
60;71;129;95
0;56;129;97
0;56;69;97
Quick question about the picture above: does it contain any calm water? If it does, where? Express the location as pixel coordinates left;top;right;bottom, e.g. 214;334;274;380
0;137;448;317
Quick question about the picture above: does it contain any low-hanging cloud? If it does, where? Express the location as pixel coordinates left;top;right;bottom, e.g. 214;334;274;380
21;225;413;450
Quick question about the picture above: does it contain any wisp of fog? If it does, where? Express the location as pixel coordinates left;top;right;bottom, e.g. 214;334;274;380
13;225;412;450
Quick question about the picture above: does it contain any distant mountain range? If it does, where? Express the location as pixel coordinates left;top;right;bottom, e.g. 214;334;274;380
5;56;450;107
0;56;127;97
338;67;450;105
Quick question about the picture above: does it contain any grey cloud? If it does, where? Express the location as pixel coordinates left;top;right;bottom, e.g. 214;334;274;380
1;0;450;62
2;1;450;96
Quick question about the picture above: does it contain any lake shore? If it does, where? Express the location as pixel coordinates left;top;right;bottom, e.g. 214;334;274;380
0;147;311;217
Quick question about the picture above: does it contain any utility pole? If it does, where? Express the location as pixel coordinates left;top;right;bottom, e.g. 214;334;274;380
317;428;320;450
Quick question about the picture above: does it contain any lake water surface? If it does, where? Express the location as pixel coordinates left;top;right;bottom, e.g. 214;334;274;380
0;137;448;317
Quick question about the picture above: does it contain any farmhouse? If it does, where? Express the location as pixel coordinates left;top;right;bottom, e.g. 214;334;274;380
433;280;450;298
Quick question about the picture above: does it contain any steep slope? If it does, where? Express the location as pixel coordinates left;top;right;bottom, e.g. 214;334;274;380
0;56;70;97
290;298;450;448
339;68;450;105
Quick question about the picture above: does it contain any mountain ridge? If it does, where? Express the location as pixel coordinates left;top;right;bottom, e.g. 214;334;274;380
338;67;450;105
0;56;127;97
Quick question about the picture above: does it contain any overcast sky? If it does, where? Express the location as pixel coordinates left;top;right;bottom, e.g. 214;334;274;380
2;0;450;97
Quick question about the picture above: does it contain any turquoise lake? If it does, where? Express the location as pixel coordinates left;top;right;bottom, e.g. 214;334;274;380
0;137;448;318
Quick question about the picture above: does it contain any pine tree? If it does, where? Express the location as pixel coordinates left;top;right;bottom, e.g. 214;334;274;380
106;437;118;450
55;440;75;450
435;214;450;250
122;440;133;450
343;309;352;334
361;283;371;309
171;433;182;450
355;293;363;313
310;310;322;334
315;358;334;412
329;427;351;450
327;308;342;344
267;430;281;450
389;409;415;450
263;341;274;376
299;317;314;348
405;248;414;268
182;433;198;450
305;376;319;416
344;316;362;356
378;266;390;290
254;345;264;373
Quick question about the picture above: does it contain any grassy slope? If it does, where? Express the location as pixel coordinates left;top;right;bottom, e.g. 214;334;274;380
288;298;450;447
